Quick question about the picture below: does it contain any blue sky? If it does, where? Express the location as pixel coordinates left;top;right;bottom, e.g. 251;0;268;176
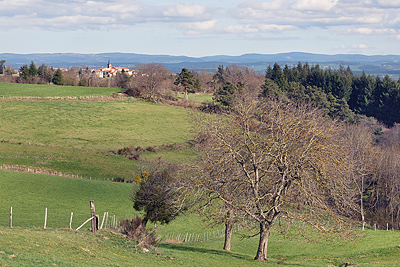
1;0;400;56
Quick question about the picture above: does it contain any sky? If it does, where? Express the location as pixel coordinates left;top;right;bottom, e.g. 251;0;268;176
1;0;400;57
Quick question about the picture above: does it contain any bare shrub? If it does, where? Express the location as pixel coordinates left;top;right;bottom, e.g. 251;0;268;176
120;217;158;249
197;102;225;114
146;146;156;152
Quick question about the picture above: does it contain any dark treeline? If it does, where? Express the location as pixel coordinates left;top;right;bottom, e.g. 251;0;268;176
261;62;400;126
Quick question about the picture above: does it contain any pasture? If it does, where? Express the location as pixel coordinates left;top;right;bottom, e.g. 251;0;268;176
0;82;121;97
1;83;400;266
0;93;195;179
1;223;400;266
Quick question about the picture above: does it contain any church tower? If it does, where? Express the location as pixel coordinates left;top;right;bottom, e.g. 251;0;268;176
107;60;111;69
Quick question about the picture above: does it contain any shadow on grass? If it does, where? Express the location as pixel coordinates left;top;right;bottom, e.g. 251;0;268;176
158;243;304;266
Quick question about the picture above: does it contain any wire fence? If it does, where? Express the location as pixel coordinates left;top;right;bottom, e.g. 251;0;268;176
160;224;244;244
0;95;129;102
1;205;247;245
0;164;110;182
0;207;119;231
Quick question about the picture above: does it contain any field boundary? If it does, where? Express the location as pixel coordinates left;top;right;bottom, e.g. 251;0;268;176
0;95;129;102
1;206;119;231
0;164;109;181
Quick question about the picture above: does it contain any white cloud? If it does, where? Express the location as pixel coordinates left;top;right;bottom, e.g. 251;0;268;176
349;27;398;35
377;0;400;7
179;20;218;34
1;0;400;44
292;0;338;11
351;44;369;49
163;3;208;18
238;0;288;11
221;23;296;34
334;44;369;50
257;24;297;32
223;25;258;34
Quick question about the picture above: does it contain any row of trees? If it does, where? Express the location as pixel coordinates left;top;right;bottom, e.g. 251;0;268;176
260;62;400;126
17;62;63;85
0;60;207;103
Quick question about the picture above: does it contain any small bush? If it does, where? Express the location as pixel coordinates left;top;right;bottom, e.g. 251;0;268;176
159;143;181;150
127;154;140;160
146;146;156;152
198;102;225;114
120;217;158;249
124;88;142;97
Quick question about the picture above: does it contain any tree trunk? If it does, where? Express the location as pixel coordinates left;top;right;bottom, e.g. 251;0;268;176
223;210;233;251
254;223;270;262
361;176;365;231
184;89;188;102
141;217;148;229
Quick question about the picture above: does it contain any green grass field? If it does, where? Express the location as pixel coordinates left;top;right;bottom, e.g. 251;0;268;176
1;224;400;266
0;100;192;150
0;82;122;97
0;97;195;179
2;83;400;266
1;169;400;266
0;169;134;229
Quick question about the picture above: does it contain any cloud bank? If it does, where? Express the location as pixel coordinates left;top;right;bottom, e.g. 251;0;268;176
1;0;400;40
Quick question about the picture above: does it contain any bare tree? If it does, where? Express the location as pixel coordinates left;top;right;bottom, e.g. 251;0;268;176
341;123;377;230
132;63;170;101
212;65;264;107
193;98;356;262
193;69;214;94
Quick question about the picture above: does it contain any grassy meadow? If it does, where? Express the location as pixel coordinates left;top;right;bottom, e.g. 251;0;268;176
2;83;400;266
1;223;400;266
0;169;134;229
0;100;193;150
0;82;122;97
0;86;196;179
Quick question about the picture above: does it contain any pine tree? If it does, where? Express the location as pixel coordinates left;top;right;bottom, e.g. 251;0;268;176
52;69;63;85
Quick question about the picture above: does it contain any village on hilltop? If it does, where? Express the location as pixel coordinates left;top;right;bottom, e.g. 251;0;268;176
90;60;138;78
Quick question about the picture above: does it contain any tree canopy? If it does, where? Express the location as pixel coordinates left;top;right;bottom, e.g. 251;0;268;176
193;98;357;262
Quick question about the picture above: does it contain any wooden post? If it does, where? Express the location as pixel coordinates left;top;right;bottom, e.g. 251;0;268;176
69;212;74;229
9;207;12;229
105;212;109;229
100;212;106;230
90;200;96;234
44;208;47;229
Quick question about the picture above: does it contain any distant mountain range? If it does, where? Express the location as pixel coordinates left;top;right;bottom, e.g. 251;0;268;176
1;52;400;77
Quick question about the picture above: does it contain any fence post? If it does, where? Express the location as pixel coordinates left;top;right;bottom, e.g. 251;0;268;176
100;212;106;230
44;208;48;229
90;200;96;234
105;212;109;229
69;212;74;229
9;207;12;229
